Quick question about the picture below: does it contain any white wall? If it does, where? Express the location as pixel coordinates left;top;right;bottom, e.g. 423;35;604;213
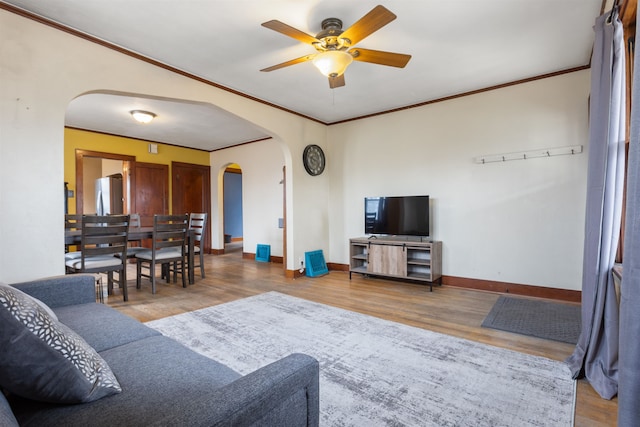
0;8;590;290
211;140;286;257
0;9;326;282
328;71;590;290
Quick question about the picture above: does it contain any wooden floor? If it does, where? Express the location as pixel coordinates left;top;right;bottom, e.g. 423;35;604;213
108;243;617;426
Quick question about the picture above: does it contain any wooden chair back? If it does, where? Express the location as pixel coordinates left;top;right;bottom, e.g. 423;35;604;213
188;213;207;245
188;213;208;279
65;214;83;231
80;214;130;265
64;214;83;253
152;214;188;254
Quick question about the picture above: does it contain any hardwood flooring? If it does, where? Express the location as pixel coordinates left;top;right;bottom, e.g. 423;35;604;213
108;243;617;426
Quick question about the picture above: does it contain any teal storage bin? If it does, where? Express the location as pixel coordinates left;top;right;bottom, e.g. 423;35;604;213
305;250;328;277
256;244;271;262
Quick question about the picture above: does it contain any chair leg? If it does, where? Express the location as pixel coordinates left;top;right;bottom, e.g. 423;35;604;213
173;261;178;283
121;266;128;302
163;263;171;284
107;272;114;295
151;263;157;294
199;252;205;279
136;260;142;289
181;259;187;288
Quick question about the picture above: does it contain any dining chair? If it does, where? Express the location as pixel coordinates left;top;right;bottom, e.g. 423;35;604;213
65;214;131;301
120;213;147;258
188;212;208;279
64;214;83;263
135;214;188;294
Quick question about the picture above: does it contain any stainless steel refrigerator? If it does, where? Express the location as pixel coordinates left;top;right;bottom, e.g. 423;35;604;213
96;174;123;215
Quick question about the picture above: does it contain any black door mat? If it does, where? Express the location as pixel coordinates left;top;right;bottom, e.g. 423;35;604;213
481;295;581;344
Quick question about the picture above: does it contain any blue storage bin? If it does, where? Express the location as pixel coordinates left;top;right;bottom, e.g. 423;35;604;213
256;244;271;262
305;250;328;277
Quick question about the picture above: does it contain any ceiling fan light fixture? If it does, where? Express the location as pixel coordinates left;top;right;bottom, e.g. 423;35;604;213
312;51;353;78
130;110;156;124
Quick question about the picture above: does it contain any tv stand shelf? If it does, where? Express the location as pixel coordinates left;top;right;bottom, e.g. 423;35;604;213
349;237;442;291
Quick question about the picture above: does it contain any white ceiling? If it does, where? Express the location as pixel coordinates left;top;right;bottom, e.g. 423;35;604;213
2;0;604;151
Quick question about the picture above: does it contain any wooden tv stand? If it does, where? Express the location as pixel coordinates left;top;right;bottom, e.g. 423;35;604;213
349;237;442;291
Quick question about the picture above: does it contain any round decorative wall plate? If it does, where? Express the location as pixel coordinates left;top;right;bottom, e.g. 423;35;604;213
303;144;326;176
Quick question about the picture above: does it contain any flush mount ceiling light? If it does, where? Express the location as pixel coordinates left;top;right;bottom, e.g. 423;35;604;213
130;110;156;124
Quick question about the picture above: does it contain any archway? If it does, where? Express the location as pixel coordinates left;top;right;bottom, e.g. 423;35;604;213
223;164;243;255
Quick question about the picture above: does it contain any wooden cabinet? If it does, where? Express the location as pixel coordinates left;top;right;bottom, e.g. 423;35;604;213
368;243;407;276
349;237;442;290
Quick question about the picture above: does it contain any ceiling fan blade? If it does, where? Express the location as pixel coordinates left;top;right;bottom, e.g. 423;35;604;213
261;20;320;45
260;54;316;72
329;74;345;89
350;48;411;68
339;5;397;46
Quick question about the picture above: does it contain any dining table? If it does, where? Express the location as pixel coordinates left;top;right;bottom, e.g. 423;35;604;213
65;226;196;284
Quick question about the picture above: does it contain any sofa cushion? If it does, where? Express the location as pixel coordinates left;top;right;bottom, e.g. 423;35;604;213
54;303;161;352
0;391;19;427
0;284;121;404
10;335;242;426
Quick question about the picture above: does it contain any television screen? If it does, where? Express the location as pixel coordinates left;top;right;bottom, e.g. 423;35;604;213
365;195;430;236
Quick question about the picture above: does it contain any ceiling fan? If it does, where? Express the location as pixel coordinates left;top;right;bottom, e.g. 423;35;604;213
260;5;411;89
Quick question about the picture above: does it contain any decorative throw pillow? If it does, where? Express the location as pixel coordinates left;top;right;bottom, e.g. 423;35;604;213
0;284;122;403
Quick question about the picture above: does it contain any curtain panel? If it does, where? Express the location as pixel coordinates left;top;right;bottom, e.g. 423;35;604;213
566;7;626;400
618;3;640;424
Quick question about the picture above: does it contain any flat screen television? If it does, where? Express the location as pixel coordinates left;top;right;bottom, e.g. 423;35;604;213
364;195;430;237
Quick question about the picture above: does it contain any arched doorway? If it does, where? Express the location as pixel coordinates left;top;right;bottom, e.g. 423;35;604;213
223;164;243;254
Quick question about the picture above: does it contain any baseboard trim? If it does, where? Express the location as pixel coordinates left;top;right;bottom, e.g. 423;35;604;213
327;262;349;272
242;252;283;264
285;269;306;279
441;275;581;303
327;263;580;303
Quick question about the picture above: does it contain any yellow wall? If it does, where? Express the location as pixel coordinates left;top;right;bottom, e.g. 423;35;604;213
64;128;210;214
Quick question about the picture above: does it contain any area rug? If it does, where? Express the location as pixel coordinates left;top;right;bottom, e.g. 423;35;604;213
481;296;581;344
146;292;575;426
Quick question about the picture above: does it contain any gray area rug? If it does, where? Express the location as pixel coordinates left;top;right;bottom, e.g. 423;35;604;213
147;292;575;426
482;296;581;344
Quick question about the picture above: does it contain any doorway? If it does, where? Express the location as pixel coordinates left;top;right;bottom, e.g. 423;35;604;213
223;165;243;254
74;150;169;226
75;150;135;215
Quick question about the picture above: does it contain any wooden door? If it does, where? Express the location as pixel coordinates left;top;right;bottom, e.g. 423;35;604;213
172;162;211;252
135;162;169;227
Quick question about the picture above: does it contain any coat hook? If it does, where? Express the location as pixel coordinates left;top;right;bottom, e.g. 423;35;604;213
546;151;550;157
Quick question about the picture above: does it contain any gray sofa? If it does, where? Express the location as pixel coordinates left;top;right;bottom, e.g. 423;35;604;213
0;274;320;426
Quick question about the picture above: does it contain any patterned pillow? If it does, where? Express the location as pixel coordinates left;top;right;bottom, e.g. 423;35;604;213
0;284;122;403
